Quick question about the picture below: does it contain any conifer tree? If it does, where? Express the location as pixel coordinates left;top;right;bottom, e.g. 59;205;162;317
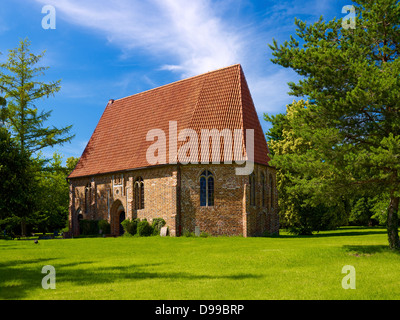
0;38;74;156
269;0;400;248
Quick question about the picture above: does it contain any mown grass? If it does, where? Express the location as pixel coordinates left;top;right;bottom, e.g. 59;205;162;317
1;227;399;300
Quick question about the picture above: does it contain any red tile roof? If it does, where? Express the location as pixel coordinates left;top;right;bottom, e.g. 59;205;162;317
68;64;270;179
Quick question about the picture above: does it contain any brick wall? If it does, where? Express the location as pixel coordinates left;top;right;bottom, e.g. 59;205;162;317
244;164;279;236
68;163;279;237
179;163;279;237
69;165;178;236
180;164;246;236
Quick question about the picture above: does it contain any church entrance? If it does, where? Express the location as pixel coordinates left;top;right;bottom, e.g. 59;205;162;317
110;200;126;236
119;211;126;235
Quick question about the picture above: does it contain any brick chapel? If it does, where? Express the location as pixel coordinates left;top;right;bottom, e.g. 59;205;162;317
67;64;279;237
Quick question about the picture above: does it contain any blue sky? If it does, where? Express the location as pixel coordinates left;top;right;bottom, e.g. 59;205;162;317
0;0;351;161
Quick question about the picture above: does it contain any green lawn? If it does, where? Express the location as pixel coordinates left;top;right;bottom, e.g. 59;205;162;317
1;227;399;300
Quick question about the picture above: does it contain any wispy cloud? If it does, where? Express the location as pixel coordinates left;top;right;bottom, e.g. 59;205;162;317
32;0;335;116
33;0;244;78
247;68;299;115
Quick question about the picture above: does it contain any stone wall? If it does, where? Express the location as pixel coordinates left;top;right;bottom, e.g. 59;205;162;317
69;165;178;236
179;163;279;237
180;164;246;236
68;163;279;237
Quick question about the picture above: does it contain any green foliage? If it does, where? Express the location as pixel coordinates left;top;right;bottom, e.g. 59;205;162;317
0;38;74;154
121;219;139;236
263;113;287;155
121;218;166;237
0;96;6;107
265;102;348;235
33;152;70;233
151;218;166;235
0;39;76;236
66;157;79;173
0;127;39;236
137;219;153;237
79;220;100;236
98;220;111;235
0;148;79;234
268;0;400;248
182;229;195;237
349;197;375;226
370;193;394;225
78;220;110;236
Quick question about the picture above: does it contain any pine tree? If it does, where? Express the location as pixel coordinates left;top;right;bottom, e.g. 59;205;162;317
269;0;400;249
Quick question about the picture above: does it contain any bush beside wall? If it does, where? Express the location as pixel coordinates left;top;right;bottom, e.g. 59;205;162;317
121;218;166;237
79;220;110;236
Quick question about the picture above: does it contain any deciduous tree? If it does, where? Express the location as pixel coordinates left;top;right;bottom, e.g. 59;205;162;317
0;38;74;156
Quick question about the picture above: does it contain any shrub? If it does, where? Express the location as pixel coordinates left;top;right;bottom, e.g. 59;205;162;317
151;218;166;235
121;219;138;236
262;230;279;238
182;229;195;237
137;219;153;237
120;217;167;237
98;220;111;234
78;220;111;236
79;220;99;235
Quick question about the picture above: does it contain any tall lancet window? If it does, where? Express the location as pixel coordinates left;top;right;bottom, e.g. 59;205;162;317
200;170;214;207
85;183;91;214
134;177;144;210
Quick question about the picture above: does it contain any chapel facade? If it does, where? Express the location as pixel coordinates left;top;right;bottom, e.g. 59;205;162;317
67;64;279;237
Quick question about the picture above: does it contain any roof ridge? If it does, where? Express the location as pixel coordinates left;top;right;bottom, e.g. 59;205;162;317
237;64;247;159
187;73;208;129
113;64;241;103
68;63;271;179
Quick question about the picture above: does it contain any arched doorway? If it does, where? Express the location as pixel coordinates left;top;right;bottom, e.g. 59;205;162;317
110;200;126;236
76;208;83;235
119;211;126;235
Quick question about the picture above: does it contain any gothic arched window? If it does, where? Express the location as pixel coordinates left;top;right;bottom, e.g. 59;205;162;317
85;183;91;214
134;177;144;210
200;170;214;207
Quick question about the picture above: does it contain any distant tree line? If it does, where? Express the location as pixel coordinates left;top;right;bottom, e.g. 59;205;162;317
265;109;388;235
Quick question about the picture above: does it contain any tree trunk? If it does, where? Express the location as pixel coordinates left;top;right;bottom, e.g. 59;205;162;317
21;218;26;237
387;195;400;250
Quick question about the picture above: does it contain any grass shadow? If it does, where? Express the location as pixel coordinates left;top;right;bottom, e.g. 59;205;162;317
0;258;59;299
277;227;387;239
0;258;262;299
343;245;399;256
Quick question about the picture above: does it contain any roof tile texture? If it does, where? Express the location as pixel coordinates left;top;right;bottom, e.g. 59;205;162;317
68;64;270;179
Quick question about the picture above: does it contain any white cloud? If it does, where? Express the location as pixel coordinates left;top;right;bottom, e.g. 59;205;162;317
33;0;243;77
246;68;298;114
32;0;316;116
